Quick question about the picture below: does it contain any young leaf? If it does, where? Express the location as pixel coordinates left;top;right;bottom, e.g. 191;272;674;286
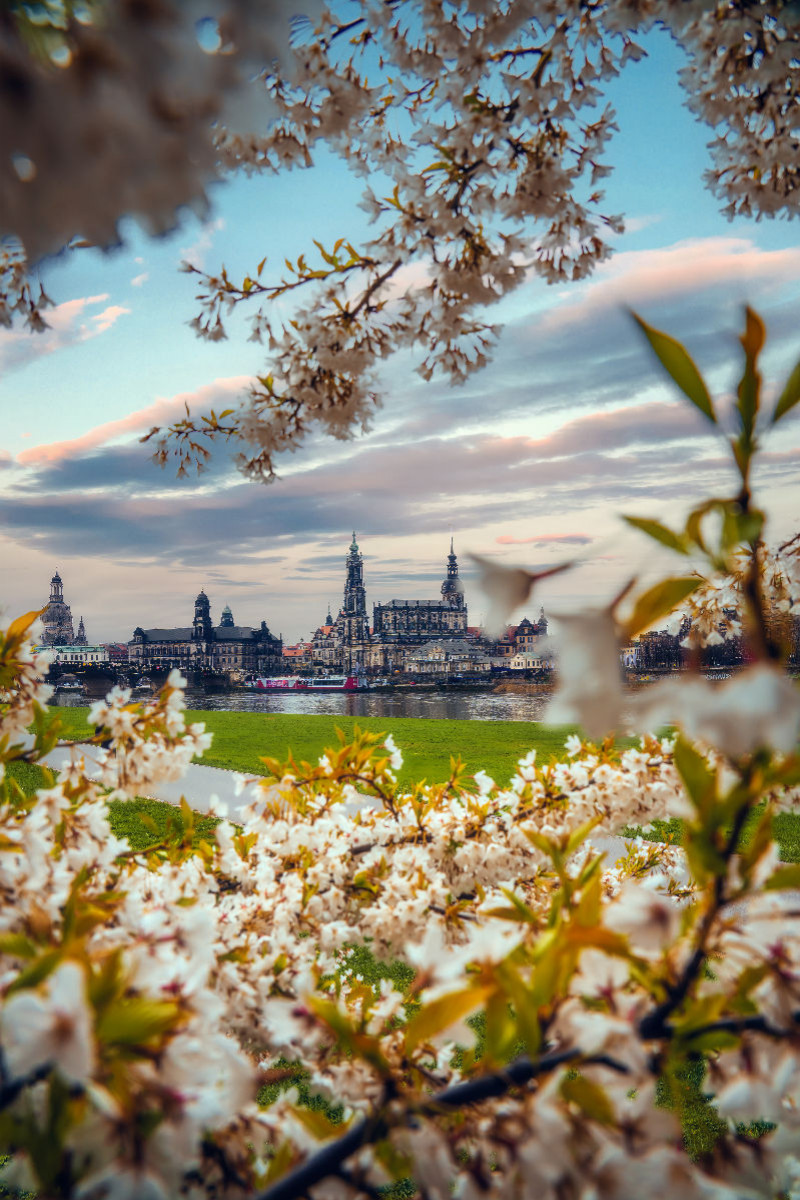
773;358;800;423
735;306;765;446
672;736;715;813
5;609;46;640
624;576;701;639
632;313;716;423
623;516;689;555
404;984;492;1051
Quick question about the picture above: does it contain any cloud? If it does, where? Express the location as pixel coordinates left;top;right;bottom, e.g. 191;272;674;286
496;534;594;546
180;217;226;269
537;237;800;339
0;293;130;374
130;272;149;287
17;375;252;466
91;304;131;335
0;451;12;470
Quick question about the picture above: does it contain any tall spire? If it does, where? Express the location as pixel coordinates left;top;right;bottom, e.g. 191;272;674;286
441;538;465;609
342;532;369;661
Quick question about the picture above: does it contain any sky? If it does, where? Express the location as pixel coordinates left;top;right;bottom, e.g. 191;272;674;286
1;21;799;644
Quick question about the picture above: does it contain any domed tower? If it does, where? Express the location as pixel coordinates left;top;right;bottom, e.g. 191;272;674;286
41;569;75;645
192;590;212;642
220;604;234;628
441;538;465;610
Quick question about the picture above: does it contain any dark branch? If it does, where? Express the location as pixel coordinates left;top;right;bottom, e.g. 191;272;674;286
256;1048;628;1200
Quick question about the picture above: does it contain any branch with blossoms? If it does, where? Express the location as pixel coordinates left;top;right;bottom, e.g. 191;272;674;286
137;1;800;480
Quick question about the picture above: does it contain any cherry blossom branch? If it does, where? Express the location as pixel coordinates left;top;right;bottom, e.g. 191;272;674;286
256;1049;629;1200
639;784;757;1041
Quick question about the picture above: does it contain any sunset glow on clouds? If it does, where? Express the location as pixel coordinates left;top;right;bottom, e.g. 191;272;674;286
1;30;799;640
17;376;252;466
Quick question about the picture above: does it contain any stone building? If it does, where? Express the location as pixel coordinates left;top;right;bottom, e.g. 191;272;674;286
311;606;338;672
373;538;468;642
41;570;76;646
403;639;491;677
315;534;472;674
129;591;282;676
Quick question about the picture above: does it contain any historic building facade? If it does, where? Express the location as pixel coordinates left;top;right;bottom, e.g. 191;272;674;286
311;534;472;675
129;592;283;676
372;538;468;642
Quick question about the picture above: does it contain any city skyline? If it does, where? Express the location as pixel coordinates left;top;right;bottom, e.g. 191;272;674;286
2;26;800;641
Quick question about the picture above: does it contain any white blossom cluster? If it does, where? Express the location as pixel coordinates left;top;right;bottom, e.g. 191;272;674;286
2;609;800;1198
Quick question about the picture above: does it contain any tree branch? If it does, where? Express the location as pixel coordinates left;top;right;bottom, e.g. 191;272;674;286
256;1048;628;1200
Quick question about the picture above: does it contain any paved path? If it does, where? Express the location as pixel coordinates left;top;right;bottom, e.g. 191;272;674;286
41;746;404;823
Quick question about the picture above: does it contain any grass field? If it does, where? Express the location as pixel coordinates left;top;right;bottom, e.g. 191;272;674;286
45;706;586;787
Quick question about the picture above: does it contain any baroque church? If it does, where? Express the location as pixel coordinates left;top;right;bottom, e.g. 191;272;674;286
129;591;283;676
41;571;88;646
311;535;469;674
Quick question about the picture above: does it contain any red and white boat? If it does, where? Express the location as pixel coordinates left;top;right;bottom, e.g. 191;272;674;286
249;675;362;692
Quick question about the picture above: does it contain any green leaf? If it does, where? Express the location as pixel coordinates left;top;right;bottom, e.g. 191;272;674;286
673;736;716;813
404;984;492;1051
98;998;182;1044
764;864;800;891
632;312;716;422
5;950;62;996
0;933;37;958
625;576;701;638
773;358;800;423
623;516;689;556
736;307;765;445
494;963;541;1057
560;1074;615;1125
565;815;602;859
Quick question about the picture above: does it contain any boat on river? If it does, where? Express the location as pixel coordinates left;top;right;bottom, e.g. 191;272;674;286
249;675;364;692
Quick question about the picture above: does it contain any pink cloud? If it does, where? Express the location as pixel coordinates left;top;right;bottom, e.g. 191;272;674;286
0;292;130;373
496;533;593;545
17;375;252;466
537;237;800;336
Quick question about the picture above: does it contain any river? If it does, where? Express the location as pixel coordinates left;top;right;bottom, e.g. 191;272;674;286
51;686;552;723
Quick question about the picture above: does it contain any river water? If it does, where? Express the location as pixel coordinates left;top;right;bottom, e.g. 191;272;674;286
52;687;552;723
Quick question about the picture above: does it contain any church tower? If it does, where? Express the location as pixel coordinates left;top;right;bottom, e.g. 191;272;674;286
75;616;87;646
440;538;466;610
192;590;213;642
340;532;369;668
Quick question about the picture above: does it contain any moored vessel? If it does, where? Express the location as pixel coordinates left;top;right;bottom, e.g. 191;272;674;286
251;675;364;692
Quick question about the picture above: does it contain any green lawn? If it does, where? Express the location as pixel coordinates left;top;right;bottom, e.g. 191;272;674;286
45;706;583;788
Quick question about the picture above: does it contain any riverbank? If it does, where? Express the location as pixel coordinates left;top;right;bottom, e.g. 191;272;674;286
47;706;585;788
